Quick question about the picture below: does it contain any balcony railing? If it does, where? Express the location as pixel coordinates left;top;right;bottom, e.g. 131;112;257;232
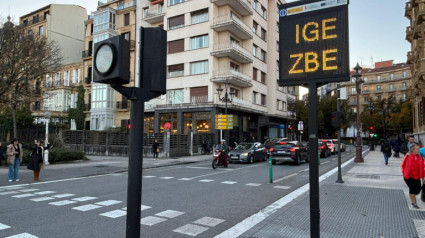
84;104;91;111
190;96;208;104
211;14;252;40
374;89;383;93
211;42;253;63
211;68;252;88
85;77;91;84
143;7;165;24
116;101;129;110
211;0;253;16
82;50;92;58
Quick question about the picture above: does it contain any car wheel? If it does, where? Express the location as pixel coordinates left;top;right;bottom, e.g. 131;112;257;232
249;155;254;164
294;154;301;165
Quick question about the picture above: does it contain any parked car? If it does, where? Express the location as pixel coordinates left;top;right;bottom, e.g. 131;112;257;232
331;139;346;152
228;142;268;163
269;141;309;165
318;141;331;158
323;140;336;154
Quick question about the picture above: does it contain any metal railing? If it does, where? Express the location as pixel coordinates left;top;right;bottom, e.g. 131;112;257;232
212;14;251;36
212;42;252;60
116;101;129;109
82;50;92;58
143;7;165;19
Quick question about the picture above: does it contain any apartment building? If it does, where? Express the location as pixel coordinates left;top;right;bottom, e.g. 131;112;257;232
19;4;87;124
405;0;425;142
136;0;295;143
82;0;137;130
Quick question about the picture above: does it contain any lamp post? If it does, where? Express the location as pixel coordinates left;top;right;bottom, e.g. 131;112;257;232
368;102;375;150
216;79;235;143
44;111;51;166
353;63;364;163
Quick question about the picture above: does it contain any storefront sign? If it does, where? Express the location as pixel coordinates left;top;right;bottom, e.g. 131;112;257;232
215;114;233;130
279;0;349;86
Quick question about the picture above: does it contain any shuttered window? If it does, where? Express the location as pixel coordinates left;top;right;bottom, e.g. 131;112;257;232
253;68;258;81
190;86;208;103
168;64;184;78
168;39;184;54
169;15;184;30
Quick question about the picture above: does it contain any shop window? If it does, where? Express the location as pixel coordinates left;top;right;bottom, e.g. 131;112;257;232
144;115;154;134
160;113;178;134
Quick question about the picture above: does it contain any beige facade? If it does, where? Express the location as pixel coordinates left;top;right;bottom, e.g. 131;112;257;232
405;0;425;142
134;0;295;142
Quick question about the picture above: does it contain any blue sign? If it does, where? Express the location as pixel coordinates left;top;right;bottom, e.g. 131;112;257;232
280;124;286;129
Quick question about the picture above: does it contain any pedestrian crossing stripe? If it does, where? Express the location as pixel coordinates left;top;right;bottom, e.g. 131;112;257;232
73;204;102;211
100;209;127;218
141;216;167;226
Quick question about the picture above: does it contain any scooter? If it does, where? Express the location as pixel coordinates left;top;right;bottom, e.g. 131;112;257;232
212;149;228;169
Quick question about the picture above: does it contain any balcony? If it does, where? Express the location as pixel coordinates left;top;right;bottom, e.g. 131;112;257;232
211;69;253;88
143;7;165;24
407;51;414;64
85;77;91;84
349;101;357;106
416;4;425;25
406;26;413;42
190;95;208;104
362;90;370;94
405;2;412;18
387;88;396;92
374;89;383;94
211;0;253;16
116;100;129;110
211;42;253;63
211;14;252;40
84;104;91;111
82;50;92;58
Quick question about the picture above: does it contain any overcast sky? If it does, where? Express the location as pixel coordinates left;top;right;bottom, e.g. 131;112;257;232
0;0;410;69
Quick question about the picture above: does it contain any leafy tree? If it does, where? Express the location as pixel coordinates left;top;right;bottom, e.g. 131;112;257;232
68;85;85;130
0;18;63;138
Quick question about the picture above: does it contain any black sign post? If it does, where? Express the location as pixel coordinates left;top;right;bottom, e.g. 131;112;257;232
279;1;349;237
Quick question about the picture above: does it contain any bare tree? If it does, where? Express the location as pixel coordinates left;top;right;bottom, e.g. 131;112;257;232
0;17;63;138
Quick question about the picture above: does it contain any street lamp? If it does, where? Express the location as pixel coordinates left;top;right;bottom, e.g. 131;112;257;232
368;102;375;151
216;79;235;143
353;63;364;163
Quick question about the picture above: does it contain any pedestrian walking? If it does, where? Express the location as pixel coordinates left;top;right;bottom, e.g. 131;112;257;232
152;139;159;159
27;140;44;181
401;135;417;155
6;138;23;182
401;144;425;209
381;139;392;165
392;137;401;158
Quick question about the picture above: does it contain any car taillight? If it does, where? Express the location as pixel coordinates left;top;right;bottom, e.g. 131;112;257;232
290;148;296;152
320;146;324;149
269;148;274;152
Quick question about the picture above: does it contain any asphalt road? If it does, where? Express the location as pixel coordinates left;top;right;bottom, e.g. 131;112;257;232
0;147;359;238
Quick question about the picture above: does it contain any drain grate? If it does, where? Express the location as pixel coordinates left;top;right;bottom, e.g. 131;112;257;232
355;175;380;179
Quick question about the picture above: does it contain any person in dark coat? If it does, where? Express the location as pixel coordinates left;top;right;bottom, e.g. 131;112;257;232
392;137;401;158
27;140;43;181
152;139;159;159
381;139;392;165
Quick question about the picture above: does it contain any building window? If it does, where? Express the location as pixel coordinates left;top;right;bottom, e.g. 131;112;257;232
261;6;267;19
168;64;184;78
363;77;368;82
283;101;287;111
54;73;60;87
377;75;381;81
253;68;258;81
253;91;258;104
261;94;266;106
253;45;257;57
191;60;208;75
277;41;279;52
23;19;28;26
143;7;149;17
390;73;394;80
94;11;115;32
191;9;208;24
389;83;394;91
169;15;185;30
402;94;407;101
261;72;266;84
230;62;240;72
121;32;130;41
253;0;257;10
46;74;52;87
190;86;208;103
261;28;266;41
169;0;185;6
253;20;258;34
44;11;49;20
64;71;70;86
167;89;184;104
402;81;407;89
124;13;130;26
168;39;184;54
402;71;407;78
363;96;368;103
376;85;382;92
260;49;266;62
190;34;208;50
276;100;280;110
39;25;43;35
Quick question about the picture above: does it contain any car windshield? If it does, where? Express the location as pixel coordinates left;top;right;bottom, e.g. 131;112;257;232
235;143;254;150
274;144;294;149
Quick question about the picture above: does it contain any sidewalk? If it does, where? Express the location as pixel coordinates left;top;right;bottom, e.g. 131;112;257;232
227;149;425;238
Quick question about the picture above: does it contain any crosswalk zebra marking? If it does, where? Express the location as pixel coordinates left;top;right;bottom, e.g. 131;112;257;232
155;210;185;219
173;224;209;237
5;233;39;238
52;193;74;198
95;200;122;206
140;216;167;226
49;200;78;206
100;209;127;218
72;196;97;202
193;217;225;227
73;204;102;211
0;223;10;230
221;181;237;185
30;197;55;202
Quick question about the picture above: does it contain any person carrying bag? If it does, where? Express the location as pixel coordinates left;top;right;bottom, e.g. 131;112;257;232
401;144;425;209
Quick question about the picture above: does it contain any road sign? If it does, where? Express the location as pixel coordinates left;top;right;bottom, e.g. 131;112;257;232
279;0;349;86
215;114;233;130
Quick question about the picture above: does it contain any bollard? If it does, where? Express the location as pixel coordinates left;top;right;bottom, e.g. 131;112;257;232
269;155;273;183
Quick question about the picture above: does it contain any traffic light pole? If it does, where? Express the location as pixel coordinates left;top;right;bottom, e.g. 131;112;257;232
336;84;344;184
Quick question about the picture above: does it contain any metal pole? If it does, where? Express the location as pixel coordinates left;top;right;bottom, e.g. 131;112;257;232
225;88;228;144
355;80;364;163
44;118;50;165
336;84;344;183
308;82;319;238
126;99;144;237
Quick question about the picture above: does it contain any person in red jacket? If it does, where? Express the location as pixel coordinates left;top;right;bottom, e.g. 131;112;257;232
401;144;425;209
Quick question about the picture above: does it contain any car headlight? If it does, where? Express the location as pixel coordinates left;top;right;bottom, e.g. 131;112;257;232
241;153;248;157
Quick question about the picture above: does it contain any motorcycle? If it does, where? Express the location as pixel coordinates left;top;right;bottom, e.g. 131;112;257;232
212;149;228;169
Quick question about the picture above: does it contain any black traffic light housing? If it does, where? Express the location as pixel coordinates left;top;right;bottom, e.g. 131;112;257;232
93;35;130;85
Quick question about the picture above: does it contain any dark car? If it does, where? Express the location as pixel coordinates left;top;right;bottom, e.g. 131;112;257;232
270;141;309;165
228;142;268;163
318;141;331;158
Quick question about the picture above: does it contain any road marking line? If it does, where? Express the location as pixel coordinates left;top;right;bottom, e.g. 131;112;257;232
159;177;174;180
30;197;55;202
143;176;156;178
12;193;35;198
321;161;330;165
199;179;214;182
188;163;263;180
18;189;39;192
73;204;102;211
100;209;127;218
72;196;97;202
214;154;358;238
186;166;211;169
173;224;209;237
52;193;74;198
193;217;225;227
246;183;261;186
179;178;193;181
274;173;297;183
221;181;237;185
49;200;78;206
141;216;167;226
6;233;39;238
0;223;10;230
1;185;27;190
155;210;185;218
95;200;122;206
274;186;291;190
34;191;55;195
0;191;19;196
141;205;152;210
